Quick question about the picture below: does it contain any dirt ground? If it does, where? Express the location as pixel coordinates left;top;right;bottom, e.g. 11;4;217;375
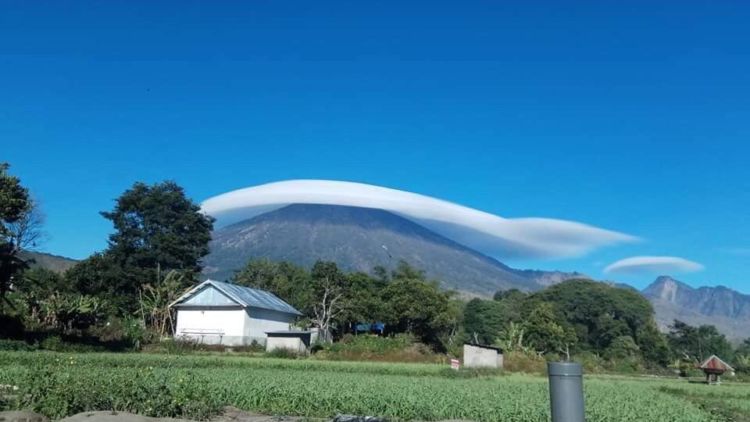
0;409;472;422
2;408;313;422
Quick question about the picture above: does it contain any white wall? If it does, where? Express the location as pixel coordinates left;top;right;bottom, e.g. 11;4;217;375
175;306;296;346
266;336;308;354
463;344;503;369
247;307;294;339
175;307;246;346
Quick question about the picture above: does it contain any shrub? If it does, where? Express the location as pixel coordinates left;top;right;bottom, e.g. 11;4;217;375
266;348;301;359
317;334;440;363
0;339;37;351
502;350;546;374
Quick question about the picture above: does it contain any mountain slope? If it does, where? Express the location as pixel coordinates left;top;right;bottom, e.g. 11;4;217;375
203;204;584;295
19;251;78;273
643;276;750;341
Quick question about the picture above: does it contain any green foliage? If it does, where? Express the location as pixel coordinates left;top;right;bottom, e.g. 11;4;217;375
0;163;31;237
101;181;214;275
64;253;125;299
265;347;302;359
528;279;661;355
463;298;516;345
318;333;439;362
604;335;640;360
667;320;734;362
522;302;576;356
0;338;38;351
738;338;750;356
233;259;459;351
636;323;672;366
233;259;313;313
0;163;32;299
63;181;214;313
382;266;457;348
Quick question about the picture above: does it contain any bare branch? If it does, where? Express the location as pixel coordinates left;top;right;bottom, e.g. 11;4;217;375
8;198;47;251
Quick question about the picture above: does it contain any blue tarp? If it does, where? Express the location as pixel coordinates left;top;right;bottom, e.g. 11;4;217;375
354;322;386;334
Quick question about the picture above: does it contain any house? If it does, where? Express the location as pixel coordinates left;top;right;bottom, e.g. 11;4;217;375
698;355;735;385
463;343;504;369
170;279;302;346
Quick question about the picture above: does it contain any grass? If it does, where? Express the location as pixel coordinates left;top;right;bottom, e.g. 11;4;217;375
1;351;748;421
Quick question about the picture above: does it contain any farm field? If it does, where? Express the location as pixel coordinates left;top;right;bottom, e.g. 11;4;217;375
1;351;748;422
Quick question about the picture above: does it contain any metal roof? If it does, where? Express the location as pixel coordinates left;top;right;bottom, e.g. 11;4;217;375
170;279;302;316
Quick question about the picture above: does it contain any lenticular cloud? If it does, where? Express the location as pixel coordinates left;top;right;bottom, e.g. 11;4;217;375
604;256;704;275
201;180;636;259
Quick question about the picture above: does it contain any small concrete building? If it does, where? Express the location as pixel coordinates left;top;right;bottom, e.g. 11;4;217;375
265;330;314;355
170;279;302;346
463;343;504;369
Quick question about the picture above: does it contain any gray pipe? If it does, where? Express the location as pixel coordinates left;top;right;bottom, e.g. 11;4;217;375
548;362;585;422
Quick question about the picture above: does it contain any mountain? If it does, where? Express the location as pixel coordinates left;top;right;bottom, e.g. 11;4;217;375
643;276;750;341
203;204;585;296
18;251;78;273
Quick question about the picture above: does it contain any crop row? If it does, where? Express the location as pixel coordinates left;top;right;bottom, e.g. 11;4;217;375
0;352;728;421
0;351;449;377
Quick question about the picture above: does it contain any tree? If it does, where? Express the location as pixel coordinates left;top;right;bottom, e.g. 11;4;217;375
233;259;313;314
636;323;671;366
336;271;388;331
522;302;576;357
604;335;640;360
382;263;456;348
668;320;733;361
0;163;31;301
463;298;516;345
310;261;349;342
138;270;190;338
528;279;658;356
7;198;46;251
93;181;213;309
65;253;126;301
737;338;750;356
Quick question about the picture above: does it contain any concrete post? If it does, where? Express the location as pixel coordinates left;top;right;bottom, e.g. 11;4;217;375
548;362;585;422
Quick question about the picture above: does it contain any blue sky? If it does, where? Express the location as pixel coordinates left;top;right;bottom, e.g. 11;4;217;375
2;1;749;292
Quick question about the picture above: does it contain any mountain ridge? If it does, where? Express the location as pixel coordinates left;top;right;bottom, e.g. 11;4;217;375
203;204;585;295
18;250;78;273
642;275;750;341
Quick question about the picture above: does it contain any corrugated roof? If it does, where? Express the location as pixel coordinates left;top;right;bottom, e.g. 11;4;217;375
171;279;302;316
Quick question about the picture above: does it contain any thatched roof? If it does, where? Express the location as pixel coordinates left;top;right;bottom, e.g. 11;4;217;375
698;355;734;372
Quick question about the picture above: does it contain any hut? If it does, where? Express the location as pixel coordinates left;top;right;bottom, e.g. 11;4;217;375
463;343;504;369
698;355;734;385
170;279;302;346
265;330;315;354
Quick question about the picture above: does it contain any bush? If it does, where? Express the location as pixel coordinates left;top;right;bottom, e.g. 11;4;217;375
142;338;267;355
38;335;106;353
88;317;150;345
502;350;546;374
266;348;301;359
316;334;440;363
0;339;37;351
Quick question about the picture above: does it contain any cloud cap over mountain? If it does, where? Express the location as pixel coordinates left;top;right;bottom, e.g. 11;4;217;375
202;180;636;260
605;256;705;275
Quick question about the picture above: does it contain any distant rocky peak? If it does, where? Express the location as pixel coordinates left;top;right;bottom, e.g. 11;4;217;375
644;275;690;303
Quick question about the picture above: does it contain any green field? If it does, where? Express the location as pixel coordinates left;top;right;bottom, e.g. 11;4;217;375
1;351;748;421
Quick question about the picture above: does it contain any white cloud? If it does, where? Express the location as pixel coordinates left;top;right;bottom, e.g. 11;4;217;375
201;179;637;259
604;256;704;275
